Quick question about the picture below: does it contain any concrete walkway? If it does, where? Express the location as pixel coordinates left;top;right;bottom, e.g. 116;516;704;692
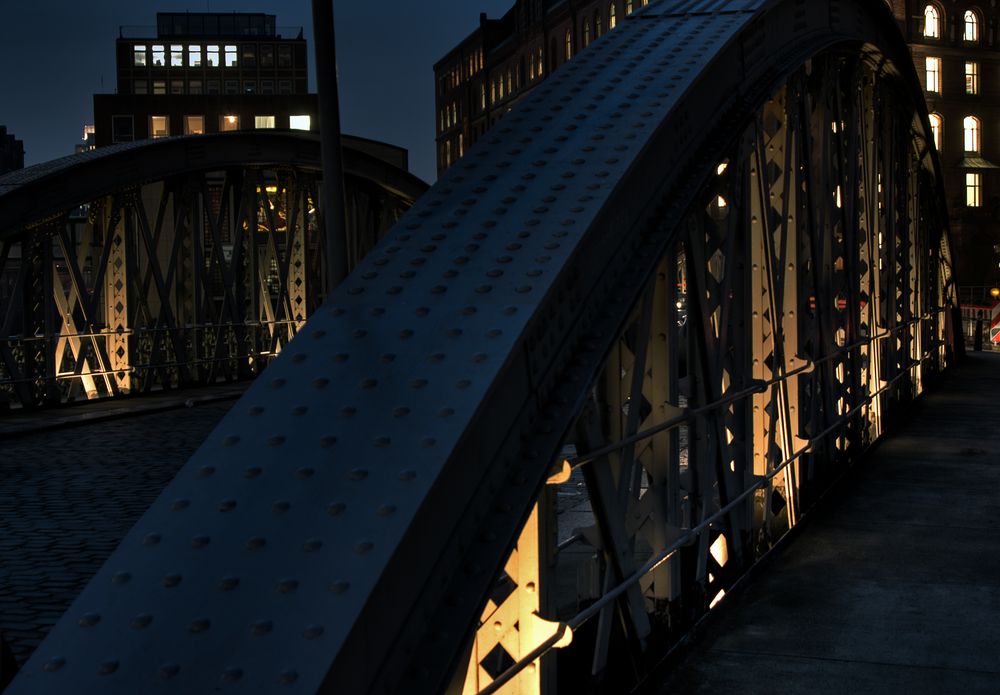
659;352;1000;694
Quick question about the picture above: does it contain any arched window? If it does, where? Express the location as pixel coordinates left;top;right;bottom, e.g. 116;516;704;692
923;5;940;39
565;28;573;60
583;21;590;47
928;113;942;151
964;115;981;153
609;3;617;29
626;0;634;14
964;10;979;42
595;10;603;38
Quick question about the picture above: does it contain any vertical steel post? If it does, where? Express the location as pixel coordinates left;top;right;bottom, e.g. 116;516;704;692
312;0;350;292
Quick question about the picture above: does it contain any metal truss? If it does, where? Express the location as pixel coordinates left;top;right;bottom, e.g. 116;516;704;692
5;2;956;695
0;135;423;410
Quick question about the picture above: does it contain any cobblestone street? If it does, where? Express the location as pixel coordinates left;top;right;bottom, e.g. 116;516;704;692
0;400;234;664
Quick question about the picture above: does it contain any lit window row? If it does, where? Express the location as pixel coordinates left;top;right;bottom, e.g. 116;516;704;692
132;43;293;68
923;113;982;154
113;113;311;142
924;57;981;95
923;5;979;43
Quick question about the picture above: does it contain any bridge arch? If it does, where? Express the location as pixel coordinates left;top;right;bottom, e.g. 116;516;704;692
6;2;956;694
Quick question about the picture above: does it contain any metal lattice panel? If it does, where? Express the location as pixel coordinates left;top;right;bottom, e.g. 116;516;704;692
5;1;953;694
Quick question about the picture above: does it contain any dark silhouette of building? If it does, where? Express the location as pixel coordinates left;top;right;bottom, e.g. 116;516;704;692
0;127;24;176
94;12;316;147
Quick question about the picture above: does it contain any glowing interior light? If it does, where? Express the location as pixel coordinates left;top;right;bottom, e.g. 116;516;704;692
709;589;726;609
717;196;727;208
717;162;728;175
709;534;729;567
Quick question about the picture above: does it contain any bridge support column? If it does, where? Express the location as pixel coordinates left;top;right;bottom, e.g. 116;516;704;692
105;200;131;394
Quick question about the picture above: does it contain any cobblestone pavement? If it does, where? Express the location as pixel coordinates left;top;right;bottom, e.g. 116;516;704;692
0;401;234;665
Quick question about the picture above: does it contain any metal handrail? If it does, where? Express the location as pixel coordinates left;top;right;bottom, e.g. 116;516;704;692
479;308;948;695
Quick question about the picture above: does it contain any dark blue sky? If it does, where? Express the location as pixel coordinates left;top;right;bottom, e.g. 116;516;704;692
0;0;513;183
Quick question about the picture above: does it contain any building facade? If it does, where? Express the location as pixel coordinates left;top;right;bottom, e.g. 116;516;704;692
896;1;1000;293
435;0;1000;290
0;127;24;176
94;12;316;147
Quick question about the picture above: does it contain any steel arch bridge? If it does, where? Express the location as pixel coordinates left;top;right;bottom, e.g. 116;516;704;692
0;132;426;410
4;1;958;694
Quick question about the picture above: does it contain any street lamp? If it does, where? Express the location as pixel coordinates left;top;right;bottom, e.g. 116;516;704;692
991;287;999;299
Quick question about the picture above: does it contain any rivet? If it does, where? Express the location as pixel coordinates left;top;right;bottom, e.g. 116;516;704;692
252;621;273;636
354;542;375;555
349;468;369;481
421;438;437;448
270;378;286;389
393;407;410;418
438;408;455;417
220;576;240;591
410;379;428;389
399;470;417;482
296;467;315;479
303;625;325;640
291;353;307;364
312;378;329;390
190;618;211;634
327;502;347;516
292;406;308;417
304;539;323;552
44;657;65;673
223;435;241;446
245;466;263;479
279;670;299;685
334;353;349;363
159;663;180;679
163;574;182;588
131;614;153;629
171;500;190;511
246;537;267;551
222;667;243;683
330;581;350;594
219;500;236;512
78;612;101;627
278;579;299;594
381;353;397;363
98;660;119;675
270;433;287;446
199;466;216;478
273;501;291;513
361;379;378;389
143;533;162;546
340;406;357;418
473;353;488;363
112;572;131;585
456;380;472;389
377;504;397;517
192;536;211;549
320;435;337;448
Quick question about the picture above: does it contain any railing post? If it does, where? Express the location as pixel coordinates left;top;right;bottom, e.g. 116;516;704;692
312;0;350;294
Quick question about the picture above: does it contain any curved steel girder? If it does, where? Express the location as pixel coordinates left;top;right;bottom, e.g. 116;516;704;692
0;132;428;237
5;2;949;694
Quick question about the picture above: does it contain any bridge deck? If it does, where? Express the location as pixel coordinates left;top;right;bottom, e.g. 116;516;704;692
659;353;1000;694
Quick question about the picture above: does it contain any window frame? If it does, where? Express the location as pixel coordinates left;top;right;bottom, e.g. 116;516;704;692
149;115;171;139
964;115;981;153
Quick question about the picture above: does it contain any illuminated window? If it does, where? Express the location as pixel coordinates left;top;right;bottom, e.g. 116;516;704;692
626;0;634;14
923;5;940;38
964;115;981;152
289;115;311;131
928;113;942;151
925;56;941;93
225;45;238;67
149;115;170;139
965;10;979;43
184;115;205;135
153;80;166;95
112;115;134;143
595;11;602;37
538;46;544;76
188;45;202;67
207;45;220;67
133;80;148;95
966;62;980;95
170;45;183;67
480;83;486;110
151;45;165;66
967;173;982;207
565;28;572;60
255;115;276;129
220;115;240;132
609;3;617;29
189;79;203;95
583;22;590;47
133;45;147;67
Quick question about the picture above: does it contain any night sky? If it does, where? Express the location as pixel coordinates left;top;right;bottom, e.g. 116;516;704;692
0;0;514;184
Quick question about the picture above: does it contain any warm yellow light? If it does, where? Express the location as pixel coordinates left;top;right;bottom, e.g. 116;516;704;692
709;534;729;567
226;115;237;124
716;162;728;175
991;287;1000;298
709;589;726;609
